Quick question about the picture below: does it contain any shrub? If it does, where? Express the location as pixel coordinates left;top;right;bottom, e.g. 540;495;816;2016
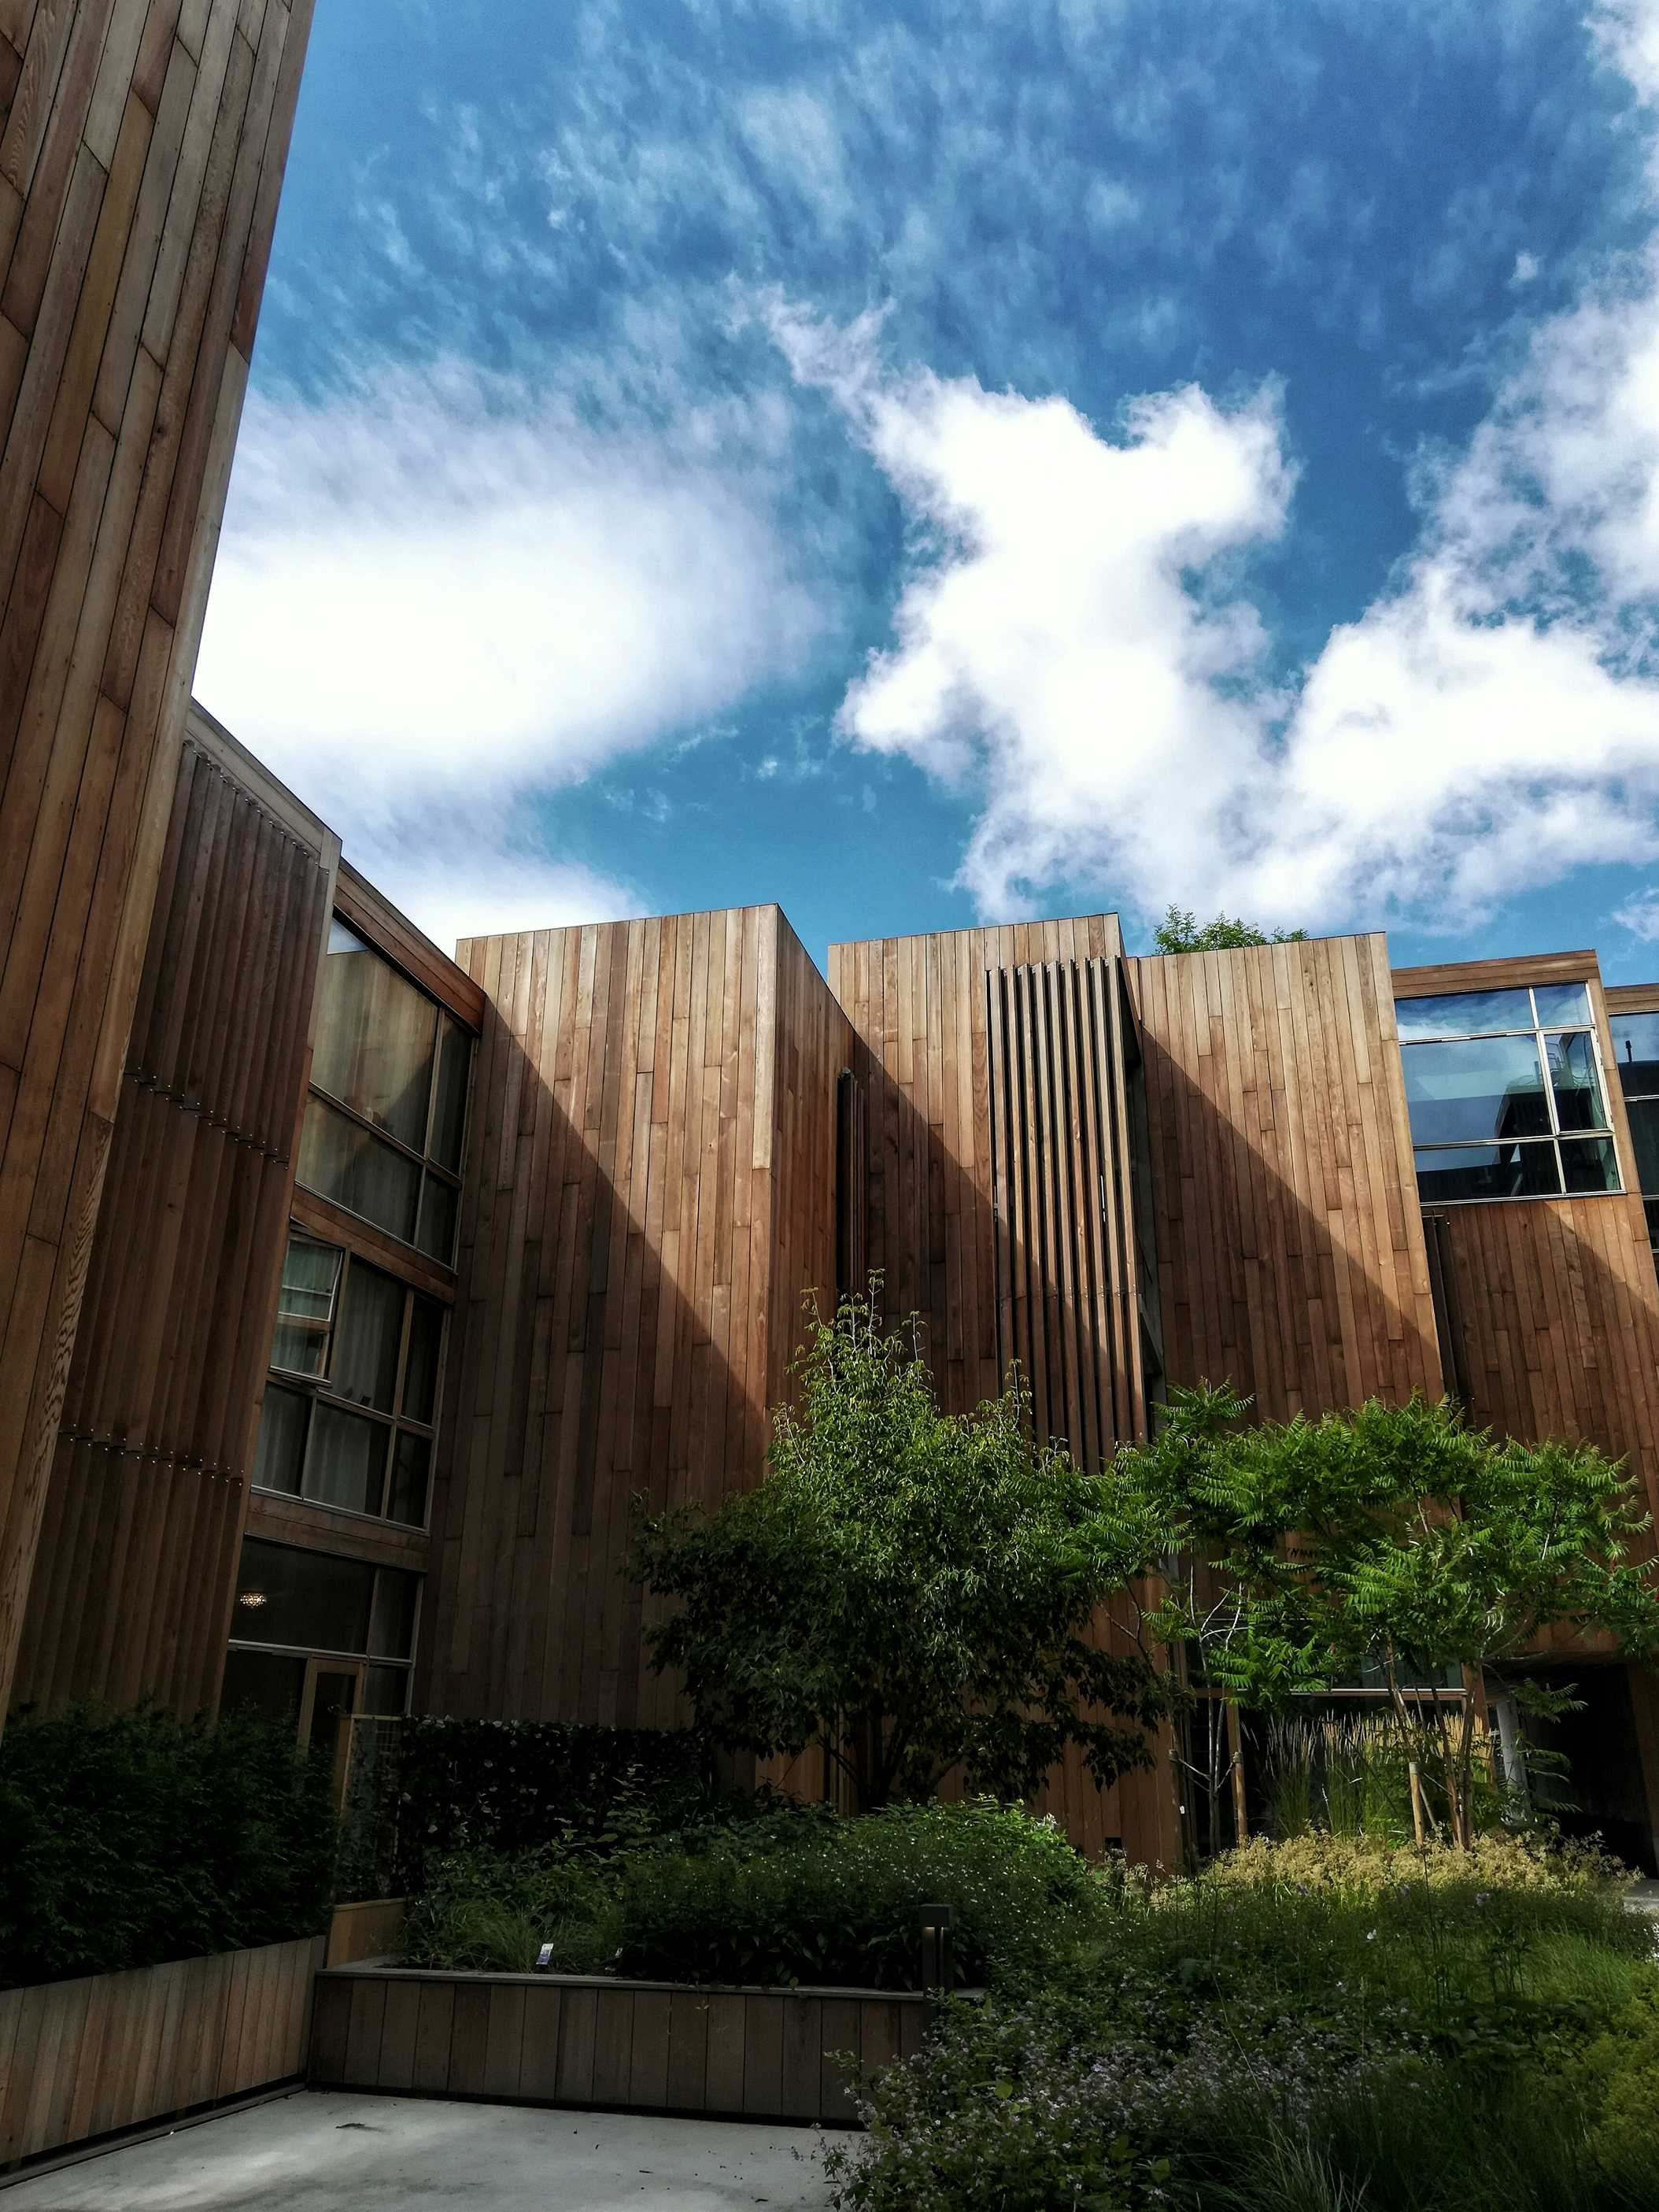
394;1716;712;1890
404;1801;1107;1990
0;1704;336;1990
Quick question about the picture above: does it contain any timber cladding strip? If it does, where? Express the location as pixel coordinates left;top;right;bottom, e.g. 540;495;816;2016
1129;935;1445;1420
0;0;319;1718
0;1933;323;2169
309;1966;927;2125
423;906;849;1731
9;716;337;1714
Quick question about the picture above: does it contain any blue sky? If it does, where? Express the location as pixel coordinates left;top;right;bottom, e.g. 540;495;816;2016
194;0;1659;978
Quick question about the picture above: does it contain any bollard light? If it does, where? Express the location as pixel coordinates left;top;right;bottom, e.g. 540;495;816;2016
918;1903;955;1998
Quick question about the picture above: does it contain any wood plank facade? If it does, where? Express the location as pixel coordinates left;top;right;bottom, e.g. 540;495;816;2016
0;0;318;1717
10;705;337;1713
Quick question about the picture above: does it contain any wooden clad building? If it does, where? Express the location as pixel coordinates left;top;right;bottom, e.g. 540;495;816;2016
9;665;1659;1860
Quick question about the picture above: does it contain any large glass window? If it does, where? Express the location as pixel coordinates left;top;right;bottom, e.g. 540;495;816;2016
1397;982;1620;1203
299;919;472;1263
257;1232;445;1526
225;1540;419;1719
1609;1008;1659;1256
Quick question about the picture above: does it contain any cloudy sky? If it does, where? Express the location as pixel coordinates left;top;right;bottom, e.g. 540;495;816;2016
195;0;1659;975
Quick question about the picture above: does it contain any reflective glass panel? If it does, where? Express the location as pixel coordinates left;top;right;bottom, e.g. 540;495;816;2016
1401;1035;1550;1144
1628;1099;1659;1193
1413;1143;1562;1204
387;1431;430;1527
1395;989;1535;1041
1610;1012;1659;1096
305;1400;387;1515
268;1236;340;1376
297;1098;421;1244
1546;1031;1608;1134
253;1383;308;1494
368;1569;419;1659
310;921;438;1149
1532;982;1593;1029
220;1648;306;1723
430;1015;471;1174
401;1298;443;1426
233;1539;375;1654
1646;1197;1659;1252
416;1173;459;1266
1561;1137;1620;1196
331;1262;404;1411
364;1664;412;1717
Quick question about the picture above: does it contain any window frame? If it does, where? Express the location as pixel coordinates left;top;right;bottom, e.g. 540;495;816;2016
226;1541;422;1718
297;916;473;1267
1397;981;1624;1206
1607;1003;1659;1257
258;1232;446;1530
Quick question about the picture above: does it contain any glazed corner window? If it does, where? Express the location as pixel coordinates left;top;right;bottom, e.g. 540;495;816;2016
256;1231;444;1527
1396;982;1620;1204
297;919;472;1263
224;1539;418;1721
1609;1007;1659;1256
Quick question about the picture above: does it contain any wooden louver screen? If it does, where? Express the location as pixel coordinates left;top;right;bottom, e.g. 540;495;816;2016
985;958;1139;1470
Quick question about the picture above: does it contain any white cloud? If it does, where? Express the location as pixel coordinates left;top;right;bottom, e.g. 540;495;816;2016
1511;249;1542;284
775;2;1659;935
345;830;635;958
198;361;820;943
1614;885;1659;937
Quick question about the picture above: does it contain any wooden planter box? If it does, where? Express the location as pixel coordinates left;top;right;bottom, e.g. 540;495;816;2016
309;1964;933;2125
0;1934;326;2171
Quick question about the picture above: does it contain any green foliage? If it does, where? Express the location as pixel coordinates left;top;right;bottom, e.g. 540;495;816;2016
828;1831;1659;2212
1257;1713;1510;1844
634;1293;1177;1809
1151;906;1308;953
1114;1384;1659;1842
405;1801;1107;1990
0;1703;336;1990
394;1716;712;1891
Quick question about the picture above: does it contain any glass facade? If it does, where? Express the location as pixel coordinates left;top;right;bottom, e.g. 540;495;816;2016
256;1230;445;1527
1397;982;1622;1203
1609;1007;1659;1256
297;919;472;1263
223;1539;419;1722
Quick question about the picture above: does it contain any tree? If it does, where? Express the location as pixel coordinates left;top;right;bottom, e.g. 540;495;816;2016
1151;906;1308;953
1111;1386;1659;1846
633;1293;1178;1811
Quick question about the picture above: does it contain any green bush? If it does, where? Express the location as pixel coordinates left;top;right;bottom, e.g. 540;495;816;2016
394;1716;714;1890
0;1704;336;1990
827;1832;1659;2212
404;1800;1106;1989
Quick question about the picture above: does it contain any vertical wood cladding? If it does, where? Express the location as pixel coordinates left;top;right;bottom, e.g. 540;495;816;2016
0;0;317;1714
9;716;334;1714
826;915;1125;1425
1129;936;1444;1418
423;906;851;1728
828;915;1177;1863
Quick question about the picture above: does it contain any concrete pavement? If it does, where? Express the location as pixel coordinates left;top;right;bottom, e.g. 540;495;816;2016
1;2091;841;2210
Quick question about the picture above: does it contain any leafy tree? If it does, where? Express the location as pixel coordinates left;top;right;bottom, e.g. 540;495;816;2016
1151;906;1308;953
633;1293;1178;1811
1112;1386;1659;1846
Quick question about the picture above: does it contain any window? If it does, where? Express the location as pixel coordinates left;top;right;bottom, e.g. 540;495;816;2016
257;1231;445;1526
224;1539;419;1721
1397;982;1621;1203
1608;1007;1659;1255
297;919;472;1263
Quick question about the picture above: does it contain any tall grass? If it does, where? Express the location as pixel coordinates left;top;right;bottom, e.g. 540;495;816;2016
1258;1712;1510;1844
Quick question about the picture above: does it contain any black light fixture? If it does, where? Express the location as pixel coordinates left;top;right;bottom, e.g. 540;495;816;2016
917;1902;954;1999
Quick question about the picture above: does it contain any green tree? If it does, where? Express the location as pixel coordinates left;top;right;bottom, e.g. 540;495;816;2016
1113;1386;1659;1846
633;1293;1177;1811
1151;906;1308;953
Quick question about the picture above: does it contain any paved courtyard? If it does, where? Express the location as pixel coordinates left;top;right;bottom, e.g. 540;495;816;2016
2;2091;840;2210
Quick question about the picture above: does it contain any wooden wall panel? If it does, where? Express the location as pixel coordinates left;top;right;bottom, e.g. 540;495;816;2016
423;905;849;1729
826;915;1123;1423
1130;935;1444;1419
9;709;336;1714
0;0;318;1717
